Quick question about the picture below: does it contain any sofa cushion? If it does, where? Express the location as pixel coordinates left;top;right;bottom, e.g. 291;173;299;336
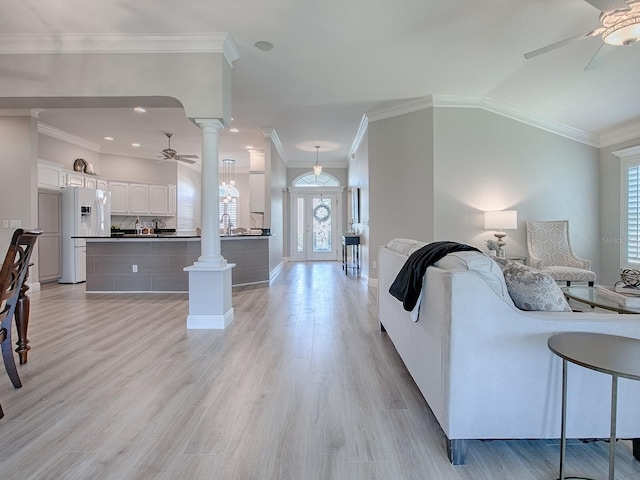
494;258;572;312
386;238;427;256
434;251;513;305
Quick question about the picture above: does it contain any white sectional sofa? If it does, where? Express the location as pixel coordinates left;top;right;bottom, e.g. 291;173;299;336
378;239;640;465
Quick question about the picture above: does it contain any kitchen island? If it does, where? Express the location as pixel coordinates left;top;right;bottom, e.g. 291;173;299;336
83;235;271;292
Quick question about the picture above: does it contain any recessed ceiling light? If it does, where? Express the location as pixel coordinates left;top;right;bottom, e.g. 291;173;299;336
134;107;146;113
229;128;239;133
104;136;114;141
132;143;141;147
246;145;253;149
254;41;274;51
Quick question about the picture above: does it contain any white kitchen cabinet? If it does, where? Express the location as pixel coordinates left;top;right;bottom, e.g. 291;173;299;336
249;173;265;212
84;176;97;189
66;171;85;187
109;181;129;214
96;178;108;191
168;185;176;215
129;183;149;214
149;184;169;214
38;160;62;190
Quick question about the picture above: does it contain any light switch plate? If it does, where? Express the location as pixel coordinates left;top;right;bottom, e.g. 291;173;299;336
9;220;21;228
2;220;8;229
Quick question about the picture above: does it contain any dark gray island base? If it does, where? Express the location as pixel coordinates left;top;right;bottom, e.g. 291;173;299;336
85;236;271;292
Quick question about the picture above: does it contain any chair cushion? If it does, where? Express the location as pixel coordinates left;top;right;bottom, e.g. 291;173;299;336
494;258;572;312
541;266;596;282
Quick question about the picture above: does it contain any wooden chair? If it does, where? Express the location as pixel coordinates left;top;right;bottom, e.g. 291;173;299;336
0;229;41;418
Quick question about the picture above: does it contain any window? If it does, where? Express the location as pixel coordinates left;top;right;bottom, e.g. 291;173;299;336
617;146;640;267
220;200;237;228
627;162;640;264
293;172;339;187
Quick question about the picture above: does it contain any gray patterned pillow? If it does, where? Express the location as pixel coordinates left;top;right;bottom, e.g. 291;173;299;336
494;258;572;312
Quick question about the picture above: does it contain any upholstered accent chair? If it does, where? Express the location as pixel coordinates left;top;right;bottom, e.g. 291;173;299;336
526;220;595;286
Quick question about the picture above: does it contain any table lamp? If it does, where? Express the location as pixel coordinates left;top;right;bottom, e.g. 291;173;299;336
484;210;518;258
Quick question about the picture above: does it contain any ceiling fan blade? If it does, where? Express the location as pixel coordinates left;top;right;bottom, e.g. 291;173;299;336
176;157;197;164
176;154;199;159
584;42;616;70
582;0;631;13
524;31;593;59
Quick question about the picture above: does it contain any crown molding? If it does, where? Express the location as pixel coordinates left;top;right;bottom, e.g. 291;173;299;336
0;33;239;65
600;120;640;148
366;97;433;122
0;109;39;117
349;114;369;161
263;128;286;163
366;94;601;147
38;122;101;152
612;144;640;159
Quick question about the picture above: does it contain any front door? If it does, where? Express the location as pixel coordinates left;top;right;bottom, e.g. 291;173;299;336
290;192;338;261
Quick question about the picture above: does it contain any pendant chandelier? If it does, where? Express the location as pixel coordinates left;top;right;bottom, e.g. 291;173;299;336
219;158;239;203
313;145;323;176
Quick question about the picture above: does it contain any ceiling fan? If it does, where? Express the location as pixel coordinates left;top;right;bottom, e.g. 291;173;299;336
524;0;640;70
158;133;199;164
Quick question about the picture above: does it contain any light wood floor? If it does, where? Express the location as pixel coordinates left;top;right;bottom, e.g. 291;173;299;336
1;262;639;479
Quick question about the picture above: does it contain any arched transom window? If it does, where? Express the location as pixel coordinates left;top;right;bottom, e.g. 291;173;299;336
293;172;339;187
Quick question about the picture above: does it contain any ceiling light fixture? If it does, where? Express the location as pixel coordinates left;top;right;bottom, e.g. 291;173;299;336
219;158;239;203
313;145;323;176
134;107;146;113
254;41;274;51
229;128;239;133
132;143;141;147
601;2;640;46
104;136;114;141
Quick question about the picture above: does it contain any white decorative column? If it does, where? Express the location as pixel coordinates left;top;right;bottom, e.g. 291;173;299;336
184;119;235;329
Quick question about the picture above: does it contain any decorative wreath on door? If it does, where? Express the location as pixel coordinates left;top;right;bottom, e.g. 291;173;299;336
313;204;330;223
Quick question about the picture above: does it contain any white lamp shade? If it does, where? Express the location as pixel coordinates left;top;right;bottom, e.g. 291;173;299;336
484;210;517;230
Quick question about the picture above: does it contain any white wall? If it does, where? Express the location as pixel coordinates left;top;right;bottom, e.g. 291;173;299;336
0;115;39;282
368;108;435;279
266;139;287;273
365;106;601;281
347;130;369;280
38;134;100;173
99;153;177;185
433;108;600;272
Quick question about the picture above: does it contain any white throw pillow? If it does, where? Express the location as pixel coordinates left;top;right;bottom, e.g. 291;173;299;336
494;258;572;312
434;251;513;304
386;238;427;256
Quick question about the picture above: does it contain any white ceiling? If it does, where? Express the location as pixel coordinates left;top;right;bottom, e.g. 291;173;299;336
3;0;640;171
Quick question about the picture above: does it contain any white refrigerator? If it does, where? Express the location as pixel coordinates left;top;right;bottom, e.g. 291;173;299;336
59;186;111;284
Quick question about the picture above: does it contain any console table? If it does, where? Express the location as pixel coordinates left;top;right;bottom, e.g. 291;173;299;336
341;235;360;275
548;332;640;480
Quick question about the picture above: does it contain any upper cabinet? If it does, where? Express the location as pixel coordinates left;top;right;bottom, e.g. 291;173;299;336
249;173;265;212
129;183;149;214
38;160;110;192
149;184;169;215
37;160;62;191
109;181;129;214
109;181;176;217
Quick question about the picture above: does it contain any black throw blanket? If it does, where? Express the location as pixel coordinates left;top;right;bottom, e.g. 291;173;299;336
389;241;480;312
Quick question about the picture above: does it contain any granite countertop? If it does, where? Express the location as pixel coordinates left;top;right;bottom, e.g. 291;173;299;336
77;234;271;240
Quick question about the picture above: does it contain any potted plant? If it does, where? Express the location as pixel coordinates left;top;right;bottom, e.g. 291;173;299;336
485;239;498;256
